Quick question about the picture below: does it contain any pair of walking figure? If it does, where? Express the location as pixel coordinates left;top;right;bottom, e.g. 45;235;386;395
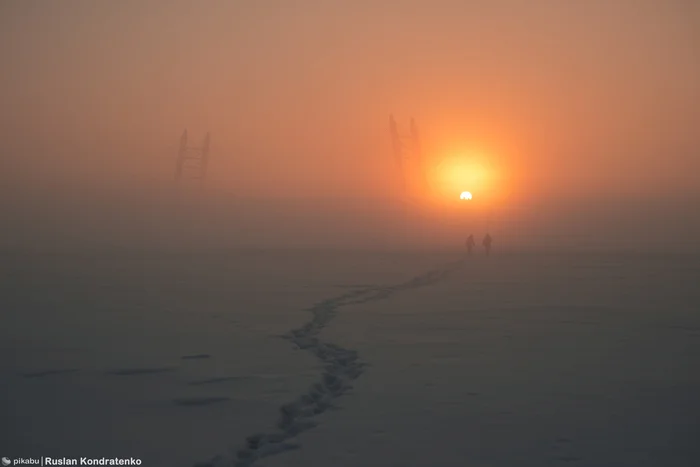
466;233;492;256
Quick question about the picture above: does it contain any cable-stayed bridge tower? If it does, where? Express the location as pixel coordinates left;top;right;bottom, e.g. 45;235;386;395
389;115;428;198
174;130;210;188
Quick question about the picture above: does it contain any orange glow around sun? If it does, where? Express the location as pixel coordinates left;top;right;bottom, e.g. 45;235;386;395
430;149;501;204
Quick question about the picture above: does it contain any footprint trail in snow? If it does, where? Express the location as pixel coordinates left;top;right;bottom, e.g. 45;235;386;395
194;259;464;467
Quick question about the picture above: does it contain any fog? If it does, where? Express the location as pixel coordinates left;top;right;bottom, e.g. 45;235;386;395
1;1;699;252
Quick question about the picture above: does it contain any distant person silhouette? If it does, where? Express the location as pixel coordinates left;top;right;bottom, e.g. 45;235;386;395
465;234;475;254
482;233;493;256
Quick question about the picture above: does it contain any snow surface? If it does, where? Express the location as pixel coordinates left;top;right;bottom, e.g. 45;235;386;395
1;249;698;466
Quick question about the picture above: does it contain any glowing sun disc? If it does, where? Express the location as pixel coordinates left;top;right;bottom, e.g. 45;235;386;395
460;191;472;200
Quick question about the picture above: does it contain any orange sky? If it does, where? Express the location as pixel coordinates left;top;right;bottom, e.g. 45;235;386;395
1;0;699;209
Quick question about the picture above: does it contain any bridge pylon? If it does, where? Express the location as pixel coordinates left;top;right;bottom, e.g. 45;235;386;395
389;115;427;198
175;130;210;188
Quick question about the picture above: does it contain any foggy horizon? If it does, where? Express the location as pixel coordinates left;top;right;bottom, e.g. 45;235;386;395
1;0;699;251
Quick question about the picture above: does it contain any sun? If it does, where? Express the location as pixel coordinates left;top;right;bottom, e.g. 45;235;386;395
460;191;472;200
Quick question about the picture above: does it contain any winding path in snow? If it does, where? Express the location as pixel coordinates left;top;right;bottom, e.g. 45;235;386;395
194;259;464;467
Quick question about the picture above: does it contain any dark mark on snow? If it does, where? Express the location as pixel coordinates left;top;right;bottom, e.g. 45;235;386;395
189;376;246;386
182;354;211;360
22;369;79;378
175;397;230;407
108;367;176;376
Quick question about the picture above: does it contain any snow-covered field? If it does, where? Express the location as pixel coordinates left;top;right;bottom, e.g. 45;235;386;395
1;249;698;466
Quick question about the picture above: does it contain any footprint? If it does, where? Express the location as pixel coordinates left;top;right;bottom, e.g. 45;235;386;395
174;397;230;407
182;354;211;360
189;376;246;386
109;367;176;376
22;369;79;378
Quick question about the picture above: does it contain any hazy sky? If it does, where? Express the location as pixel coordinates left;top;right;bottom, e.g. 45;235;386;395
1;0;698;203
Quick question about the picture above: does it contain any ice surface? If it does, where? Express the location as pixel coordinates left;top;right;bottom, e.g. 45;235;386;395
1;249;698;466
